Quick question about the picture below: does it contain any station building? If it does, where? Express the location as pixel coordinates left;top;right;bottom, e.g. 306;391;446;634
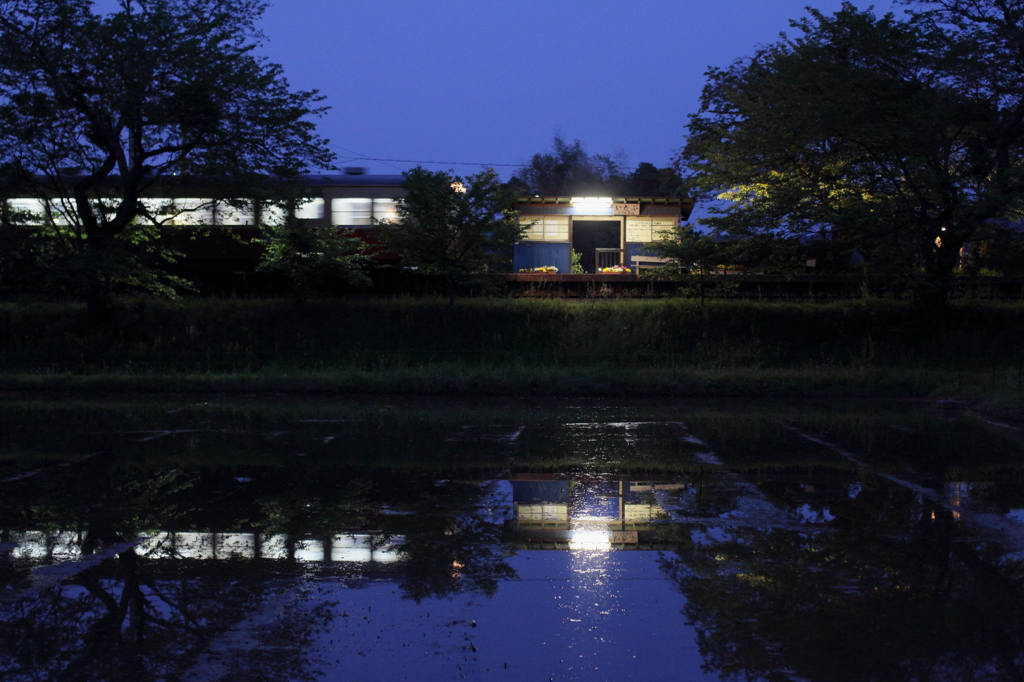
513;196;695;274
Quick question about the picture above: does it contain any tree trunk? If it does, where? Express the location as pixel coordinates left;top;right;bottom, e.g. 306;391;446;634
915;235;963;317
86;282;116;330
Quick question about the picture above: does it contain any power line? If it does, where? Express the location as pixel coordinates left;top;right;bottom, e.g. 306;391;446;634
346;156;530;168
326;143;405;172
327;143;528;169
329;144;635;172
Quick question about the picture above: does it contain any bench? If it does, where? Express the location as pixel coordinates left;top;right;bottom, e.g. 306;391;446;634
630;255;673;275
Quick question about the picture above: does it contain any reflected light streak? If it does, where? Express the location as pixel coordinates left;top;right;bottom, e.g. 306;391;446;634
569;530;612;551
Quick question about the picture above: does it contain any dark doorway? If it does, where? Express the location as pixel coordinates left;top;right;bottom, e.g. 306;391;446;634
571;221;621;273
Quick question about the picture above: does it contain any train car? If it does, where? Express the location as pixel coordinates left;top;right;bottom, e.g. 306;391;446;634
2;170;695;287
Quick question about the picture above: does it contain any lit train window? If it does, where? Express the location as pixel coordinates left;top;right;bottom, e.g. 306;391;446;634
294;197;324;220
6;198;45;223
215;200;254;225
260;204;286;226
332;198;371;225
48;200;74;225
167;198;214;225
373;198;399;222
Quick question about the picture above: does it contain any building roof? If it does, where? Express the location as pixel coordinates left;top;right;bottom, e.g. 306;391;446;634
297;174;404;186
517;196;696;220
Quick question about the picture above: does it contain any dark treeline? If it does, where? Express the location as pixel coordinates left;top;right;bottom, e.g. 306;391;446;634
1;297;1022;374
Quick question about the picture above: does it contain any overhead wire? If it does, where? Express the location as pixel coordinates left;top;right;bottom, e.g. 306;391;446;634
327;143;635;173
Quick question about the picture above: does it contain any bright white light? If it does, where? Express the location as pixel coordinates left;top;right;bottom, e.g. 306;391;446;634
568;530;612;551
571;197;612;209
294;539;324;562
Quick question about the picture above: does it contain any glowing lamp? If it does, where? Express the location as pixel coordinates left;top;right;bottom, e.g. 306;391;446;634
571;197;612;210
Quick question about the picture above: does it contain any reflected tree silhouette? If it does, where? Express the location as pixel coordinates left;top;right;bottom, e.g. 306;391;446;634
0;460;338;682
387;479;516;602
0;555;334;682
255;467;517;601
661;496;1024;681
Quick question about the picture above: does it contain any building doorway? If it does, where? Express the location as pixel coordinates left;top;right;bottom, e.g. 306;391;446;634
571;220;621;273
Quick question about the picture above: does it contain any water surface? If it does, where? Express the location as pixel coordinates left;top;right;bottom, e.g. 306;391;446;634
2;396;1023;681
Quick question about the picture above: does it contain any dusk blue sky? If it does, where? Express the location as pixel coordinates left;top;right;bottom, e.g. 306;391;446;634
87;0;900;178
249;0;900;178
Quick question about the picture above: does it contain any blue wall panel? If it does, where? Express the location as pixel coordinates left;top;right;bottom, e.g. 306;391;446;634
511;481;569;504
625;243;657;269
514;243;571;274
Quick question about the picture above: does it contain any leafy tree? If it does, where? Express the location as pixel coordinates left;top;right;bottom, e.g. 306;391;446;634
514;136;684;197
256;199;370;305
515;136;627;196
650;228;735;307
967;223;1024;276
0;0;333;321
376;167;523;305
627;161;686;197
678;0;1024;310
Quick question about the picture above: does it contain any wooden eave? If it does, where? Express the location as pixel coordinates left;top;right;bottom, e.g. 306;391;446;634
516;196;696;219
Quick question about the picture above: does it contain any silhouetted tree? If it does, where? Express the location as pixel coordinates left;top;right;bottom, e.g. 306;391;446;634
376;167;522;305
0;0;333;322
679;0;1024;310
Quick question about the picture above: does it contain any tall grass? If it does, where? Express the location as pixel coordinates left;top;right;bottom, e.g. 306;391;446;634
2;296;1023;396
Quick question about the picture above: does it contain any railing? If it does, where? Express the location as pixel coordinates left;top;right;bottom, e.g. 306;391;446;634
595;249;625;271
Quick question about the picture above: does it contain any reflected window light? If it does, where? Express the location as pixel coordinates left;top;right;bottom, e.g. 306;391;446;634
169;532;216;560
137;531;173;558
517;503;568;521
49;531;82;560
332;534;372;562
372;546;401;563
260;533;289;559
332;198;371;225
294;539;324;562
215;533;256;559
294;197;324;221
10;530;49;559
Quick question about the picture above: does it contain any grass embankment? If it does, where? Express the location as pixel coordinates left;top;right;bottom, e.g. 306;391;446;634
1;296;1023;400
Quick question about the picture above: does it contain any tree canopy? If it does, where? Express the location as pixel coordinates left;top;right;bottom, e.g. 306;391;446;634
0;0;333;317
376;167;522;304
678;0;1024;307
514;136;684;197
256;210;370;305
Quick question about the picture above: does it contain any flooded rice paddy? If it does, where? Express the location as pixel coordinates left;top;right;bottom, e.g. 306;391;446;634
2;396;1024;681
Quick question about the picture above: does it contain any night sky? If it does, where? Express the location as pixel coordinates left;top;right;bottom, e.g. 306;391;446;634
89;0;900;177
253;0;900;177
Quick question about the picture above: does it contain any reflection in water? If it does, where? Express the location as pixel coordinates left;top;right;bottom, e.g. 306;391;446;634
509;475;678;551
3;398;1024;680
131;531;402;563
